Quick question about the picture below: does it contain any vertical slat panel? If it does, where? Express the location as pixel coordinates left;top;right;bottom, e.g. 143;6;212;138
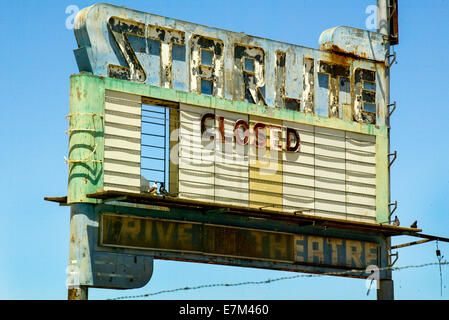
282;122;315;215
178;103;215;202
249;116;283;209
314;127;346;218
346;131;377;222
174;103;378;223
104;90;141;192
214;110;249;206
169;107;180;195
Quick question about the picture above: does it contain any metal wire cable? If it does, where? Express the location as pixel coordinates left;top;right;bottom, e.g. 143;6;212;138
107;260;448;300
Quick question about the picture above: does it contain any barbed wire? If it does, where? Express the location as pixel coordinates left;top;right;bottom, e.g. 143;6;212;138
107;261;448;300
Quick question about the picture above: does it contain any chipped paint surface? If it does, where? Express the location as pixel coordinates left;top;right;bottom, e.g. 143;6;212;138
319;26;387;62
74;3;387;126
190;35;225;97
66;202;391;280
67;75;105;204
68;203;154;288
101;213;381;272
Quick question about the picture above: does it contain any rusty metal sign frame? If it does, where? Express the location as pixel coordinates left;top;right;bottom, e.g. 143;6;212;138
70;200;393;280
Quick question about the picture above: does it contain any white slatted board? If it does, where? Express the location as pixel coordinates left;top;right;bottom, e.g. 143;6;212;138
104;90;142;193
177;105;377;222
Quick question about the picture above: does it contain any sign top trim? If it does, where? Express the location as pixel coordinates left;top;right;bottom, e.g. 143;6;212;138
75;4;385;58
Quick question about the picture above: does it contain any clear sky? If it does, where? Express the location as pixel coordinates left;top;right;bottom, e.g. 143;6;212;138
0;0;448;300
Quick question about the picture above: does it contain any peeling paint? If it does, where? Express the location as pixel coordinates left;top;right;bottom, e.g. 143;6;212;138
108;16;185;87
74;4;387;127
233;45;266;105
319;26;386;62
354;68;376;124
302;57;314;114
318;61;350;119
275;51;300;111
190;35;224;98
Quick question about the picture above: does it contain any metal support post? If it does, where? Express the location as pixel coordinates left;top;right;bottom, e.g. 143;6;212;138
377;279;394;300
68;286;88;300
378;0;394;300
67;203;96;300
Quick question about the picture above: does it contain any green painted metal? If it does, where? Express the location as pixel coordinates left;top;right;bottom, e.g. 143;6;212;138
376;134;390;223
67;75;105;204
102;74;387;137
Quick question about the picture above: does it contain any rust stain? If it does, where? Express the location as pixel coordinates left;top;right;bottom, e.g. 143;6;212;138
328;45;368;62
76;87;82;100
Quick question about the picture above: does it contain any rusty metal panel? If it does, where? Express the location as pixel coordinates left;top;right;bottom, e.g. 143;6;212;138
99;213;381;273
319;26;386;61
389;0;399;45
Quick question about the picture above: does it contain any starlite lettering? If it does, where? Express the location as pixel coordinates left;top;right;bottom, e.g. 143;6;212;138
75;7;381;124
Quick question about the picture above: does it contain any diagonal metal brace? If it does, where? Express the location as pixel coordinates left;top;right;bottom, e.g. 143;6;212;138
388;151;397;168
388;201;397;221
387;101;396;119
386;52;397;68
389;252;399;267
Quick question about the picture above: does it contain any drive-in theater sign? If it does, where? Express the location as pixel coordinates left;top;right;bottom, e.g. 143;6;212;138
44;3;417;298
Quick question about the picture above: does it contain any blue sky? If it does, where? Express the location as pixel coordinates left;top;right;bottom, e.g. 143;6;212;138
0;0;448;300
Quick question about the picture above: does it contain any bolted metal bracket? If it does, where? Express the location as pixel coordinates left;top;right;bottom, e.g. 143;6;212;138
388;151;397;168
387;101;397;119
385;52;397;68
388;201;398;221
389;251;399;267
